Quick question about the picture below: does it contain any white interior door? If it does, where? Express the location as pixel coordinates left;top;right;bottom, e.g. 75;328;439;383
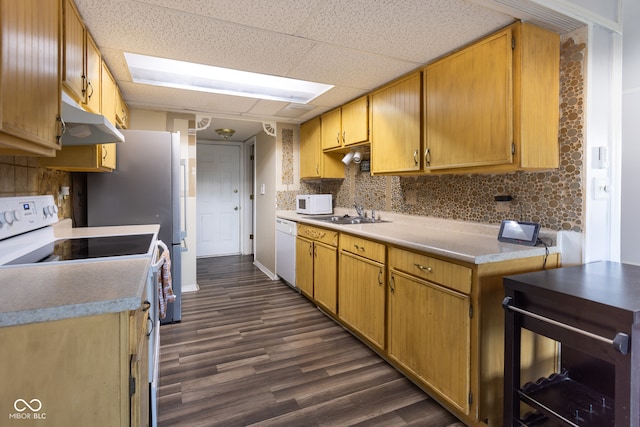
197;143;241;256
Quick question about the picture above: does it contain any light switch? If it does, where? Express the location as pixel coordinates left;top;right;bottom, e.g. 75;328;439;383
260;184;266;195
593;177;609;199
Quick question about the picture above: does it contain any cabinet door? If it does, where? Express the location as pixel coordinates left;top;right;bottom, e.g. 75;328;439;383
0;0;61;156
101;143;116;170
313;242;337;314
339;252;386;349
388;271;471;414
101;61;117;125
300;118;321;179
321;108;341;150
370;73;422;174
116;89;129;129
295;237;314;298
341;96;368;147
425;28;513;170
62;0;85;103
85;32;101;113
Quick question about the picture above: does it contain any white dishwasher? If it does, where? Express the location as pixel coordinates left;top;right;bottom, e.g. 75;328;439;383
276;218;296;288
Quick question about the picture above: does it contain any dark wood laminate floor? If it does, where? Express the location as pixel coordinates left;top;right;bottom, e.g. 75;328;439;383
158;255;464;427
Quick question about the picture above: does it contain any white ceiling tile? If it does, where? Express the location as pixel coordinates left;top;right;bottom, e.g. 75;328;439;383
290;43;420;90
297;0;514;63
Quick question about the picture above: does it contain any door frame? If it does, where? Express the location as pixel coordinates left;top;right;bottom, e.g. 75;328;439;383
243;137;256;255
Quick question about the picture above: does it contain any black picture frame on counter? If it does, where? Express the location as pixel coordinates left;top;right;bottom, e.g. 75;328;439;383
498;220;540;246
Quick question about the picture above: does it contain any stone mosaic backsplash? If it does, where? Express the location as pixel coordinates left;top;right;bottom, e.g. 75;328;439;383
279;30;586;233
0;155;72;219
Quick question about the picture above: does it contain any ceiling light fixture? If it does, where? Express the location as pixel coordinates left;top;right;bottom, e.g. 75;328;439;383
124;52;334;104
216;128;235;140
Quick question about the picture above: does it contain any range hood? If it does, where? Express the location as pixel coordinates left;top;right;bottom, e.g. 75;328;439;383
60;92;125;145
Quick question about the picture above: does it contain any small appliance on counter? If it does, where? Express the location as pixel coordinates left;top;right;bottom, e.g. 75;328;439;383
296;194;332;215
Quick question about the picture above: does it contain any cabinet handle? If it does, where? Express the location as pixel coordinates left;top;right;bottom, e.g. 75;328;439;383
413;149;418;166
336;131;340;145
102;145;108;161
424;148;431;167
342;130;346;144
147;317;154;337
378;268;383;285
142;300;151;312
57;116;66;143
390;274;396;294
353;244;365;252
414;263;432;273
86;81;94;99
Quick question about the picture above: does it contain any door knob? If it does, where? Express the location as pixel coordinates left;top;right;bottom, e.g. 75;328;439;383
234;206;239;211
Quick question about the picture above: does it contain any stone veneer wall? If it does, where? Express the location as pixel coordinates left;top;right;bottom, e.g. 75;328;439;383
279;28;586;233
0;156;72;219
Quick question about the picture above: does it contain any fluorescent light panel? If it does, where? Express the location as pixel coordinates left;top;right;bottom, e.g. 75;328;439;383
124;52;333;104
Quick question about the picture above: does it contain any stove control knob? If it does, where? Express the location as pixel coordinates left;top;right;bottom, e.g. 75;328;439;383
43;206;50;217
1;210;14;225
48;205;58;216
12;209;22;222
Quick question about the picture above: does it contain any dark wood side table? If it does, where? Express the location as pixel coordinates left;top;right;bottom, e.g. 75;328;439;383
502;261;640;426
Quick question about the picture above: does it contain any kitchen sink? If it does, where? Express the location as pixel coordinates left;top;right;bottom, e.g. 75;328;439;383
306;215;390;225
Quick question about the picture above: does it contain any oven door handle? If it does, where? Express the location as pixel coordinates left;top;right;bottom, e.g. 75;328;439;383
151;240;169;271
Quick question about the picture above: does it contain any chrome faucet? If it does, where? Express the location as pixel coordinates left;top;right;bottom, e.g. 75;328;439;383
354;203;364;217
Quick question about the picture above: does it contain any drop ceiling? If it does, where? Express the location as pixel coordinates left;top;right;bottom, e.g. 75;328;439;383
72;0;583;142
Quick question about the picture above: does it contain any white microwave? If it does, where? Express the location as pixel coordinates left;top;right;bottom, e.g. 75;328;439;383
296;194;333;215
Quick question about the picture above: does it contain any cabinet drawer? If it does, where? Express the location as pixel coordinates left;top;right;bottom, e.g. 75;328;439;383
389;247;472;294
340;233;385;263
297;224;338;246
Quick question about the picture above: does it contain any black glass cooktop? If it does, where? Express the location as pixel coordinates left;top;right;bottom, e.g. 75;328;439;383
7;234;154;265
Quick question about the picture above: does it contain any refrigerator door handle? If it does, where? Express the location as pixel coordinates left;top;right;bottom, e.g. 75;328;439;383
180;159;188;241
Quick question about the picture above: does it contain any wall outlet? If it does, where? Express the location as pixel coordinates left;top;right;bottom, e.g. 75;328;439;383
405;190;417;205
496;202;510;213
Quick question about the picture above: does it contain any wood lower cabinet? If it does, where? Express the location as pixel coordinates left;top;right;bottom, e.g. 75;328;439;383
295;223;561;426
0;306;149;427
295;224;338;314
338;234;386;349
388;269;471;415
0;0;62;156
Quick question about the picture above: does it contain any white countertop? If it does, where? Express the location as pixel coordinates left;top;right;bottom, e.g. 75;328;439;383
277;210;560;265
0;221;160;327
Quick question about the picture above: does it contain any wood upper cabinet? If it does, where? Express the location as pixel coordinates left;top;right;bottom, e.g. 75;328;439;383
424;22;560;173
101;61;117;125
338;234;386;349
40;143;116;172
321;95;369;151
116;89;130;129
370;72;422;174
300;117;344;179
62;0;84;104
84;32;101;113
63;0;101;112
321;108;341;150
0;0;62;156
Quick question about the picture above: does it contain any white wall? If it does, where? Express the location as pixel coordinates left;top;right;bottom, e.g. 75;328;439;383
253;131;277;277
620;0;640;264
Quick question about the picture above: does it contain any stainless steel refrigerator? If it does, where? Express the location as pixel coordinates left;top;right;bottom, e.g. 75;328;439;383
87;130;185;323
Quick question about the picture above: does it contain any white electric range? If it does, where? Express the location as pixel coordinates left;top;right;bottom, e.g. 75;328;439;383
0;195;163;426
